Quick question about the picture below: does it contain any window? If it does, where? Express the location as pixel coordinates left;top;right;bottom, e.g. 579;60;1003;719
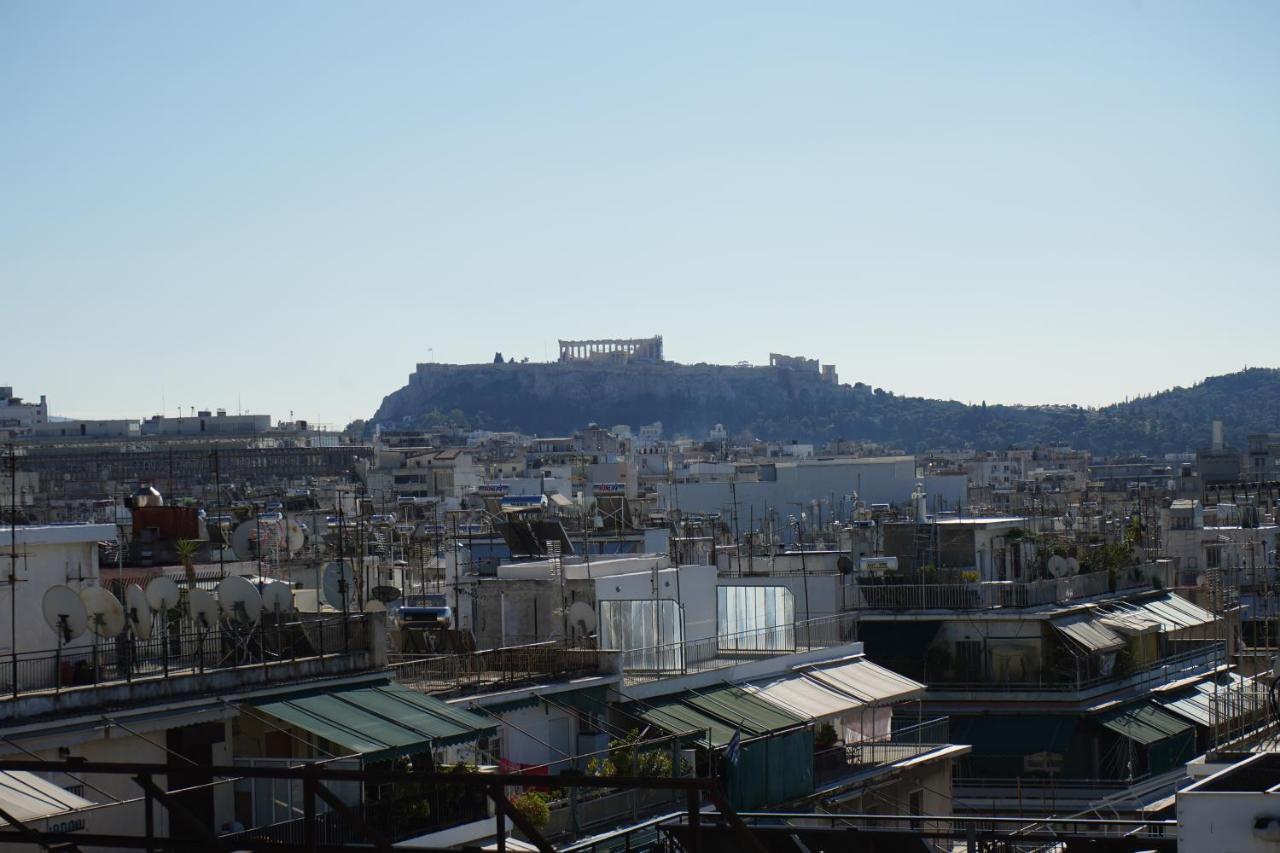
908;789;924;830
1206;546;1221;569
954;640;983;681
717;586;795;652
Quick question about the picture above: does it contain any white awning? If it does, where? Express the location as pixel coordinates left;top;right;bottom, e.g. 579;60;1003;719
0;771;94;825
800;655;925;704
1156;673;1266;728
1052;610;1126;653
742;673;866;720
548;493;572;508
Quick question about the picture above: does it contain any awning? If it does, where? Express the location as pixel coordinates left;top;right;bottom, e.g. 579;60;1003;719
802;656;926;704
548;493;572;508
251;682;497;760
0;771;94;825
950;715;1077;756
1098;595;1217;633
1135;594;1217;631
743;674;866;721
1052;611;1126;653
630;697;737;747
1098;703;1193;745
1156;674;1267;728
682;685;807;736
628;685;807;748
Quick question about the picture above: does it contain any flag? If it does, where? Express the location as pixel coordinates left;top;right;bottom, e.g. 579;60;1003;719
725;726;742;768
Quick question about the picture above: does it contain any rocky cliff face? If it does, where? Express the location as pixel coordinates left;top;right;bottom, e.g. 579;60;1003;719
370;363;1280;456
373;361;837;438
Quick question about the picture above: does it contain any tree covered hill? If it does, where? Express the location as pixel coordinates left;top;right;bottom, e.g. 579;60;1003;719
369;363;1280;456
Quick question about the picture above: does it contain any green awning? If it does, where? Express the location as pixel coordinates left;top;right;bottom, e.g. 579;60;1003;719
251;682;497;760
628;685;807;748
682;685;807;737
950;715;1078;756
630;697;737;747
1098;704;1193;745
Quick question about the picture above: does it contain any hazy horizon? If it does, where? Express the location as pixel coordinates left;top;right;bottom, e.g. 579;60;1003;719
5;2;1278;428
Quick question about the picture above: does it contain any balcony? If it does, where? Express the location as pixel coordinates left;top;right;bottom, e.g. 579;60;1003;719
814;717;952;788
618;612;860;684
1;613;379;721
851;571;1112;611
389;643;615;694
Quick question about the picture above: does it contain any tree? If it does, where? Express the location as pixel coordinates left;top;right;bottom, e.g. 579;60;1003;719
175;539;200;590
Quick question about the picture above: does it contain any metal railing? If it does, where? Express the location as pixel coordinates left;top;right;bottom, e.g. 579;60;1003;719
929;641;1222;693
389;642;607;692
1;613;369;698
619;612;859;681
851;570;1111;610
814;717;951;783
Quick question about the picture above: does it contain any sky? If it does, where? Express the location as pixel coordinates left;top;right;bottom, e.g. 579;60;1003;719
3;1;1278;428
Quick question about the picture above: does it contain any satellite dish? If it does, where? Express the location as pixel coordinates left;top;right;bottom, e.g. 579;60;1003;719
80;587;126;638
1047;555;1070;578
231;518;289;562
284;519;306;556
322;562;352;610
568;601;597;634
42;585;88;643
1065;557;1080;576
218;575;263;624
125;584;152;640
363;600;386;613
837;555;853;575
371;585;402;604
188;588;219;631
145;577;181;612
260;581;293;615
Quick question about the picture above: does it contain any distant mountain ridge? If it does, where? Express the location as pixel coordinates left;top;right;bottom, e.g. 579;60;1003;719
370;362;1280;456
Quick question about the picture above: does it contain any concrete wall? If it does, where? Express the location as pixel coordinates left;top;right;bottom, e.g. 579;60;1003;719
0;524;112;665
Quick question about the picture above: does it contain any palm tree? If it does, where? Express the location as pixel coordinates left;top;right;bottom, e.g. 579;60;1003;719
175;539;200;591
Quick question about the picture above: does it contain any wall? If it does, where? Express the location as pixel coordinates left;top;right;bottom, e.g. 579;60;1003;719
0;525;112;667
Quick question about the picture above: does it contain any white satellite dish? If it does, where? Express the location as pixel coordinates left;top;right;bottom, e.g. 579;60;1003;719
80;587;126;638
231;518;289;562
568;601;597;635
363;600;386;613
1047;555;1070;578
322;562;352;610
284;519;306;556
125;584;152;640
218;575;263;624
1065;557;1080;576
42;585;88;643
188;588;219;631
145;577;181;613
260;581;294;615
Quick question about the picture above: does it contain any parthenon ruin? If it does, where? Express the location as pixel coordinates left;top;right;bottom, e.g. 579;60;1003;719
558;336;664;364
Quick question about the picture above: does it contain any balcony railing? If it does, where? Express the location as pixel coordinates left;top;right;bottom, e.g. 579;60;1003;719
814;717;951;785
618;612;859;682
851;571;1111;611
1;613;370;699
930;641;1223;694
389;643;608;693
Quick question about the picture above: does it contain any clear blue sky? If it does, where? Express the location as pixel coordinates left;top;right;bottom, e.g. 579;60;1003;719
4;2;1278;428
